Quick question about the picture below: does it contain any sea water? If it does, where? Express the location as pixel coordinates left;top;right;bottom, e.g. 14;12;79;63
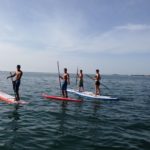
0;71;150;150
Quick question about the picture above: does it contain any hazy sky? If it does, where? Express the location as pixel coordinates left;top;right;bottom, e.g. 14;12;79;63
0;0;150;74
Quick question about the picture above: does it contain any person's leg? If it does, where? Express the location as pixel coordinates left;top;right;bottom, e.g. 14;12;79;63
96;85;100;95
16;90;20;101
62;90;65;97
64;90;68;98
62;82;65;97
15;81;20;101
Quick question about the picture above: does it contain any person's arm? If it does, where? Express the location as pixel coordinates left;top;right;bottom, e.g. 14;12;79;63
59;75;63;80
94;74;97;80
99;74;101;80
7;72;16;79
20;71;23;79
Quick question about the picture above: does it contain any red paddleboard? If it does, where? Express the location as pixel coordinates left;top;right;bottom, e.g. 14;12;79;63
43;94;82;102
0;91;28;104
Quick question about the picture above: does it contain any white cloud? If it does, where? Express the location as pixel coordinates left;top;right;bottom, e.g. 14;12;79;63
1;23;150;58
37;22;150;55
115;24;150;31
72;23;150;54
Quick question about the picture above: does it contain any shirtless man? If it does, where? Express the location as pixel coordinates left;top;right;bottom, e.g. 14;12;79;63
77;69;84;92
59;68;70;98
7;65;23;101
94;69;101;95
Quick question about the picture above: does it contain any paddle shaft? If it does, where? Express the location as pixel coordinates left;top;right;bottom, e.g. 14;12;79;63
57;61;61;90
76;67;78;86
86;74;110;90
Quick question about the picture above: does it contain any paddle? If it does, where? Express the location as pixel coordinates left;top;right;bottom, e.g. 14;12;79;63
9;72;18;100
57;61;62;92
76;67;78;86
86;74;110;91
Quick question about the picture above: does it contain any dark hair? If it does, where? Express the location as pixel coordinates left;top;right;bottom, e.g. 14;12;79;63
17;65;21;68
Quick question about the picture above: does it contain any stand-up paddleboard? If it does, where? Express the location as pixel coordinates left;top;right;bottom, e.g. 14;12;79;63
67;89;118;100
0;91;28;104
43;94;82;102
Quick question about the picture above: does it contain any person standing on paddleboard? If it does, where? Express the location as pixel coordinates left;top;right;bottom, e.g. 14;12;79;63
7;65;23;101
94;69;101;95
59;68;70;98
77;69;84;92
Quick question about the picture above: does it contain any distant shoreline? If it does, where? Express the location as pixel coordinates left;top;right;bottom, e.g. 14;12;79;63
131;75;150;77
0;71;149;76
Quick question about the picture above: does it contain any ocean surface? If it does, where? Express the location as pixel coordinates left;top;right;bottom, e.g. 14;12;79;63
0;71;150;150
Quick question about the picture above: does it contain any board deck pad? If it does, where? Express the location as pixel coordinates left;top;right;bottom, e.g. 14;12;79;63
0;91;28;104
67;89;118;100
43;94;82;102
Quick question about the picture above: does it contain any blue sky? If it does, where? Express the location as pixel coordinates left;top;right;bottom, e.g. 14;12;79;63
0;0;150;74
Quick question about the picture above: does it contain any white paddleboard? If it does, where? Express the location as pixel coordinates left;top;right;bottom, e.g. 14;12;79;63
0;91;28;104
67;89;118;100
